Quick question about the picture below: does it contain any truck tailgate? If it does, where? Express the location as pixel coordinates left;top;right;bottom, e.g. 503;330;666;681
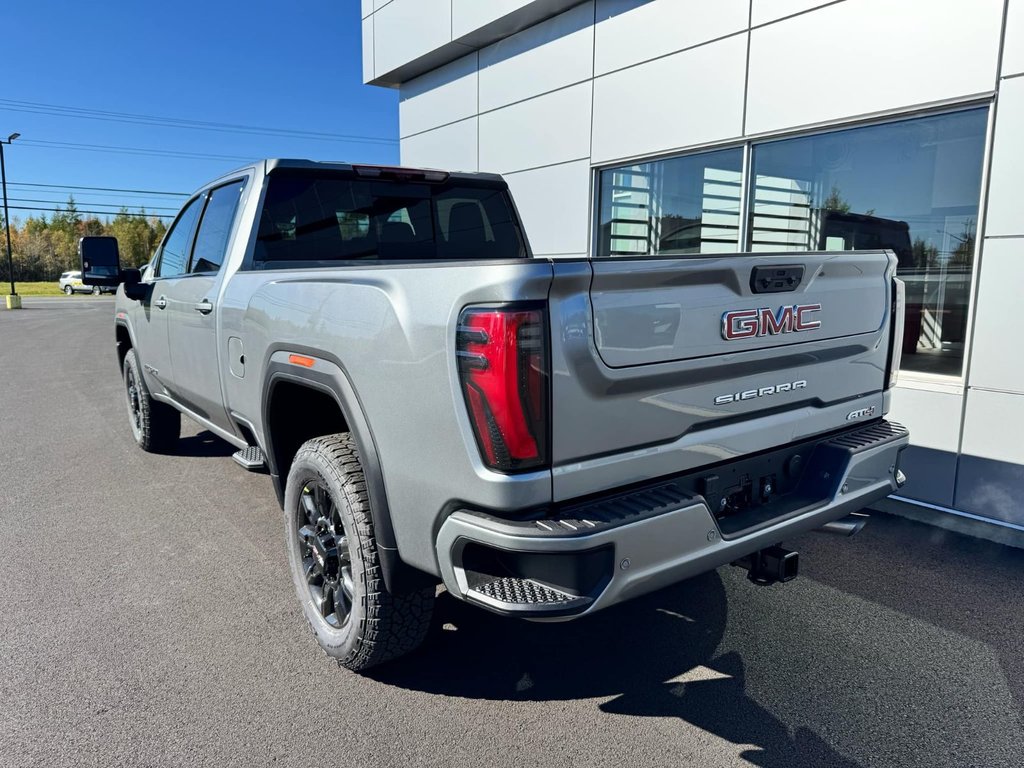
548;250;897;501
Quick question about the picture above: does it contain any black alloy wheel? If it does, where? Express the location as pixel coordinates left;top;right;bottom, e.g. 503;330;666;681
125;363;143;437
295;480;355;629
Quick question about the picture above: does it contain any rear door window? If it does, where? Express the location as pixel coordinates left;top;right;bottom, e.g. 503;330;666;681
253;170;525;267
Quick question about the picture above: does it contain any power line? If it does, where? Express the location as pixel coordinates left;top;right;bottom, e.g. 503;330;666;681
8;197;179;211
18;139;253;163
8;181;188;197
7;205;173;219
0;98;398;145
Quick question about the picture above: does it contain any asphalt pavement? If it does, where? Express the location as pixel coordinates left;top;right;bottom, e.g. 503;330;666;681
1;297;1022;768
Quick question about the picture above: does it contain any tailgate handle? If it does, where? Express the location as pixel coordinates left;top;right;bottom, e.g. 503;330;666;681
751;265;804;294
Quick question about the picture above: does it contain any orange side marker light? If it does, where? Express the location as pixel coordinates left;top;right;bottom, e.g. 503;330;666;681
288;354;315;368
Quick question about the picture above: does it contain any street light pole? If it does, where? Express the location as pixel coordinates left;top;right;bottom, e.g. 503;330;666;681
1;132;20;303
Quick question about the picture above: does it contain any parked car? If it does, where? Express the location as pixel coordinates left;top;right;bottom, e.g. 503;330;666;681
81;160;910;673
59;270;114;295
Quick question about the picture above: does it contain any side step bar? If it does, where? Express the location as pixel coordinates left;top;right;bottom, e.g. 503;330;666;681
231;445;265;471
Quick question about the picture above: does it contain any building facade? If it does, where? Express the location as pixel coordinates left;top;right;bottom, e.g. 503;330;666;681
362;0;1024;532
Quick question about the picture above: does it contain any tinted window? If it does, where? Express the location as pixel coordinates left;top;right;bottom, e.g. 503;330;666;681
597;148;744;258
749;108;987;376
156;196;204;278
254;171;524;265
191;180;245;274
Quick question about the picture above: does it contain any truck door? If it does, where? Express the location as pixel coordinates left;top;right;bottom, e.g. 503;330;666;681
138;194;205;398
164;179;246;430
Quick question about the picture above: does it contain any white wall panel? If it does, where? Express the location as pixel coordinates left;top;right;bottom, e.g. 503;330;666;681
373;0;453;77
889;386;962;453
1005;0;1024;77
374;0;392;10
967;238;1024;393
362;0;375;20
479;82;592;173
504;160;592;254
362;16;374;82
400;118;478;172
961;389;1024;463
751;0;836;26
400;54;478;138
479;3;594;112
987;79;1024;236
594;0;748;75
452;0;537;38
746;0;1003;135
591;34;746;163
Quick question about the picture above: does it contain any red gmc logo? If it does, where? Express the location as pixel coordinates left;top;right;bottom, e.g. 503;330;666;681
721;304;821;340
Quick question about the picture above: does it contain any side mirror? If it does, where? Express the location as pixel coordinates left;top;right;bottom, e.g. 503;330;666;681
121;269;148;302
79;236;123;287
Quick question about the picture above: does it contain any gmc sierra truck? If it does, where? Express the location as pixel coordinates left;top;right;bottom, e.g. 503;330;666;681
81;160;909;672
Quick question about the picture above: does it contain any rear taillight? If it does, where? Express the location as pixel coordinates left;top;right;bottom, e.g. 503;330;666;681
886;277;906;389
456;305;549;472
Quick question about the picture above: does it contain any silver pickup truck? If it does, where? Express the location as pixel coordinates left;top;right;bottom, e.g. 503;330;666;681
81;159;909;672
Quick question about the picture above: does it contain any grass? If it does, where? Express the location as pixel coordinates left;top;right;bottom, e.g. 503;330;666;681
10;282;80;297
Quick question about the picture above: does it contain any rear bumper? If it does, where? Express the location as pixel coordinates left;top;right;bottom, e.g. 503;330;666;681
435;420;909;619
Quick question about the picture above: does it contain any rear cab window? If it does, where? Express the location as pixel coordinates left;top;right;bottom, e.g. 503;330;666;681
252;168;526;268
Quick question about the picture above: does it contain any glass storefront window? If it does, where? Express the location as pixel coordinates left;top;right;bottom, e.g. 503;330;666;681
597;148;744;258
748;108;988;376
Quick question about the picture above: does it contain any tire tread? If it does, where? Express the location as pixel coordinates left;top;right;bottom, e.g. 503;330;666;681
291;433;433;671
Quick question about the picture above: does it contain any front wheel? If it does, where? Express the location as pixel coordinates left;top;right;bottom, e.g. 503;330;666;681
122;348;180;452
92;286;101;296
63;285;73;295
284;434;434;672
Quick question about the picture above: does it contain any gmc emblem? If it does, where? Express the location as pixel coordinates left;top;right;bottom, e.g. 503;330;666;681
722;304;821;340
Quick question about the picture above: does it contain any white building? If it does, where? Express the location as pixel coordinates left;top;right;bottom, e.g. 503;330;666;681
361;0;1024;533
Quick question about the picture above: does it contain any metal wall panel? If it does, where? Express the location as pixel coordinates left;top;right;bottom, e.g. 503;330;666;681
479;81;593;173
591;34;747;163
594;0;748;76
746;0;1003;135
479;2;594;112
400;54;479;138
400;117;479;171
504;160;593;254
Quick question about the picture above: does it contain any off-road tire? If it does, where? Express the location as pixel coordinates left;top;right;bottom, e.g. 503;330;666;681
284;433;434;672
122;348;180;453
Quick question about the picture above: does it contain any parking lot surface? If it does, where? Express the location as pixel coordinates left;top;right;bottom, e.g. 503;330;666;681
2;298;1022;768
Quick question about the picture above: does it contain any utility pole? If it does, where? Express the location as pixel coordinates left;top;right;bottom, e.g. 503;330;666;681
1;132;20;309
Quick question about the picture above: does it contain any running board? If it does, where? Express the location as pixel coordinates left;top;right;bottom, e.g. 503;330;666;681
231;445;265;471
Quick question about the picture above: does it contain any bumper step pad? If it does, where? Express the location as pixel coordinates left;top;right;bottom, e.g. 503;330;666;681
231;445;265;471
467;576;592;615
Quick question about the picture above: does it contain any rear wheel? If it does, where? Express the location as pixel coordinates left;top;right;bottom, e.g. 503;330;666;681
123;348;180;452
91;286;101;296
285;433;433;672
63;285;73;295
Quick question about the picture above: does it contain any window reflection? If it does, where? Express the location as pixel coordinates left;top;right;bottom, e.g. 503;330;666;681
749;108;987;376
597;148;744;258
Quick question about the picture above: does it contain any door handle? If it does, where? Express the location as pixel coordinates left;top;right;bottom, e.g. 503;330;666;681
194;299;214;315
154;296;167;310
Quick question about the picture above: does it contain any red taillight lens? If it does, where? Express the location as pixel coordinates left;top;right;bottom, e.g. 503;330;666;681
457;305;549;472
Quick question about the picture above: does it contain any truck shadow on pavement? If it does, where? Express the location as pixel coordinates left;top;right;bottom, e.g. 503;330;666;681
174;430;238;458
372;572;862;768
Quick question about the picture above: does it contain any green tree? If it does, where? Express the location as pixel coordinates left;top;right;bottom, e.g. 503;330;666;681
821;185;852;214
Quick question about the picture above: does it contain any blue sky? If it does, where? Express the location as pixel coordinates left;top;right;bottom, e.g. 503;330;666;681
2;0;398;222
